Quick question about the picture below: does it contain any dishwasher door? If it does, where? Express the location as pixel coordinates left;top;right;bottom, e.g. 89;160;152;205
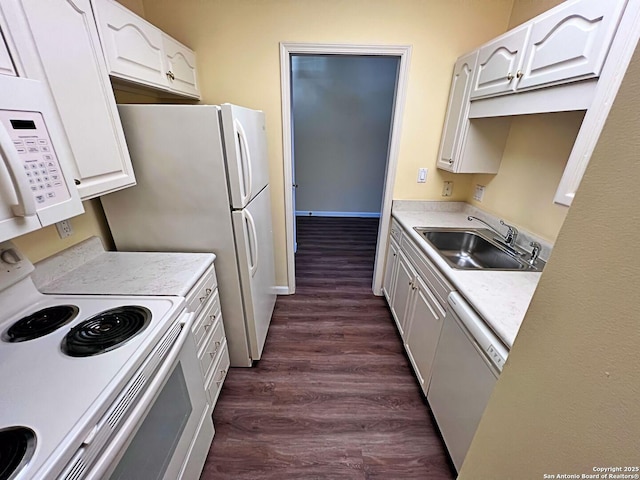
426;292;506;472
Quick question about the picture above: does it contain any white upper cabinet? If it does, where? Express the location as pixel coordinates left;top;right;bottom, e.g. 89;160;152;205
92;0;166;90
438;51;477;172
15;0;136;200
518;0;627;90
471;0;626;99
92;0;201;99
162;34;199;97
0;30;16;76
471;27;529;99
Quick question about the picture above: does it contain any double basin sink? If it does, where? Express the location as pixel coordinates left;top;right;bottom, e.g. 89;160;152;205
414;227;545;272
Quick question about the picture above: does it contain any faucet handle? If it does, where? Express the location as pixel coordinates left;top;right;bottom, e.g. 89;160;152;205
499;220;518;245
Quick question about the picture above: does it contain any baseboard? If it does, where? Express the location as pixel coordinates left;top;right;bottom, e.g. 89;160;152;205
273;286;291;295
295;210;381;218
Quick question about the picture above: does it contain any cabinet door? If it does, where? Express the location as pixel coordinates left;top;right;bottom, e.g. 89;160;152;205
92;0;168;90
382;236;399;302
0;30;16;76
19;0;136;199
437;51;477;172
470;26;529;99
404;275;446;395
517;0;626;90
389;250;414;339
162;34;199;98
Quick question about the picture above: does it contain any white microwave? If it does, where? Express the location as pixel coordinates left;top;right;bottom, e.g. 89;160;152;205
0;22;83;243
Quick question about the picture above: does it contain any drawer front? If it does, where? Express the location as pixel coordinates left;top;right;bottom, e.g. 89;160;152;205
401;234;453;307
186;263;218;315
206;342;230;408
193;289;220;349
390;218;402;243
199;313;226;380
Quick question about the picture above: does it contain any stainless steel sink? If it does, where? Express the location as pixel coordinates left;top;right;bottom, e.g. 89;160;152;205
413;227;544;272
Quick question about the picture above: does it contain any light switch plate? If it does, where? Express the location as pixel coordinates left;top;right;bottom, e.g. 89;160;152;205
417;168;428;183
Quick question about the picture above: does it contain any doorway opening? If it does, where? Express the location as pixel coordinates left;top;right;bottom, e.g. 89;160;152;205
280;43;412;295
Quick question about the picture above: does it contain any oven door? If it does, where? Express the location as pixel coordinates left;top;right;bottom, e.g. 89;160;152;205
88;313;213;480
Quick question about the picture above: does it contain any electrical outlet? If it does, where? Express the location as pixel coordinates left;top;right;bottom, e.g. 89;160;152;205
55;220;73;239
417;168;428;183
474;185;485;202
442;181;453;197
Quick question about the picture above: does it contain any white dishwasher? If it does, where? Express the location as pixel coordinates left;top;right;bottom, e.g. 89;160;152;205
427;292;509;472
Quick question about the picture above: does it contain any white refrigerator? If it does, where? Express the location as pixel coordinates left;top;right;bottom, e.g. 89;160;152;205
101;104;277;367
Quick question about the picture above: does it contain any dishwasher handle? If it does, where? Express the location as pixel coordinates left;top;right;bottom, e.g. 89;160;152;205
447;292;509;371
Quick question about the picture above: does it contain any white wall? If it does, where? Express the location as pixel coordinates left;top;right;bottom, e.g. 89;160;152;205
292;55;399;216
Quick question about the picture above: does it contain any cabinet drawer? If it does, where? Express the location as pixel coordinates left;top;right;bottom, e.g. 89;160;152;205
198;313;226;381
205;342;229;408
186;263;217;315
401;234;453;307
192;289;220;349
390;218;402;244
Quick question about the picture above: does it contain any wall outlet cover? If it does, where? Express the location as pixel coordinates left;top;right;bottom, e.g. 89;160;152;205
442;181;453;197
474;185;485;202
55;220;73;239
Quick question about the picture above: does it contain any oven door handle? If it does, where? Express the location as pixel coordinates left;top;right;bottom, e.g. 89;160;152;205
85;310;196;479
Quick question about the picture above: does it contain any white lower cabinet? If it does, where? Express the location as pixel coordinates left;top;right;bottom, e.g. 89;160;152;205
404;275;446;395
390;250;414;339
189;264;229;413
385;220;453;394
382;236;399;303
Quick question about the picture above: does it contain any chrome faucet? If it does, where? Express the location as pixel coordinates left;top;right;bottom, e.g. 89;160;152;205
528;241;541;266
467;216;519;249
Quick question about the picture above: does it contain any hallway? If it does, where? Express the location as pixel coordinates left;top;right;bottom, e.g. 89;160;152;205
201;217;455;479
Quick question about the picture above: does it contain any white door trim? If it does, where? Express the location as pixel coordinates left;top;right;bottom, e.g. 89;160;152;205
280;42;411;295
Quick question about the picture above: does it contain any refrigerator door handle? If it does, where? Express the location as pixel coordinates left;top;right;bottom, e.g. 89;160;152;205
234;119;253;205
244;209;259;277
0;123;37;217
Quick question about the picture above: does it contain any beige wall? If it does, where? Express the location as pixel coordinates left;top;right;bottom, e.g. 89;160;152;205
508;0;565;29
467;111;583;242
13;199;113;263
459;41;640;478
141;0;514;286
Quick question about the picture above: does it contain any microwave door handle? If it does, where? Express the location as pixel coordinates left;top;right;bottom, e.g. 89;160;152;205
235;119;253;204
0;124;36;216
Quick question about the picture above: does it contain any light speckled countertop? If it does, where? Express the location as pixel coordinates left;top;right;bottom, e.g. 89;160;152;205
34;237;215;297
392;201;551;349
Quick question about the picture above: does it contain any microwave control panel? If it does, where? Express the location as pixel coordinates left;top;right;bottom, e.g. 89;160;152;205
0;110;70;208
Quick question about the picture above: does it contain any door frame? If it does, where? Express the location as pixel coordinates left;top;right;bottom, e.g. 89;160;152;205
279;42;412;295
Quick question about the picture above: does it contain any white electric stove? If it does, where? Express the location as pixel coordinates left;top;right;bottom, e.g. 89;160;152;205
0;242;191;480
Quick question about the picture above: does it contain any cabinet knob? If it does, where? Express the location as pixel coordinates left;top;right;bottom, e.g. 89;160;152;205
166;70;175;80
507;72;514;81
74;179;81;185
448;159;453;164
516;70;523;79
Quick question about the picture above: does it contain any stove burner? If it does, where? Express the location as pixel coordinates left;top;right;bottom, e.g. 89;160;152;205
61;306;151;357
0;427;36;480
3;306;79;343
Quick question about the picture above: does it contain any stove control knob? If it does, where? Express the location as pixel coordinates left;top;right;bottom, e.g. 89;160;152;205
1;248;21;265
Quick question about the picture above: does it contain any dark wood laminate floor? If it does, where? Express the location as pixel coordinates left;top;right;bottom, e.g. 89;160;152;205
201;217;455;480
